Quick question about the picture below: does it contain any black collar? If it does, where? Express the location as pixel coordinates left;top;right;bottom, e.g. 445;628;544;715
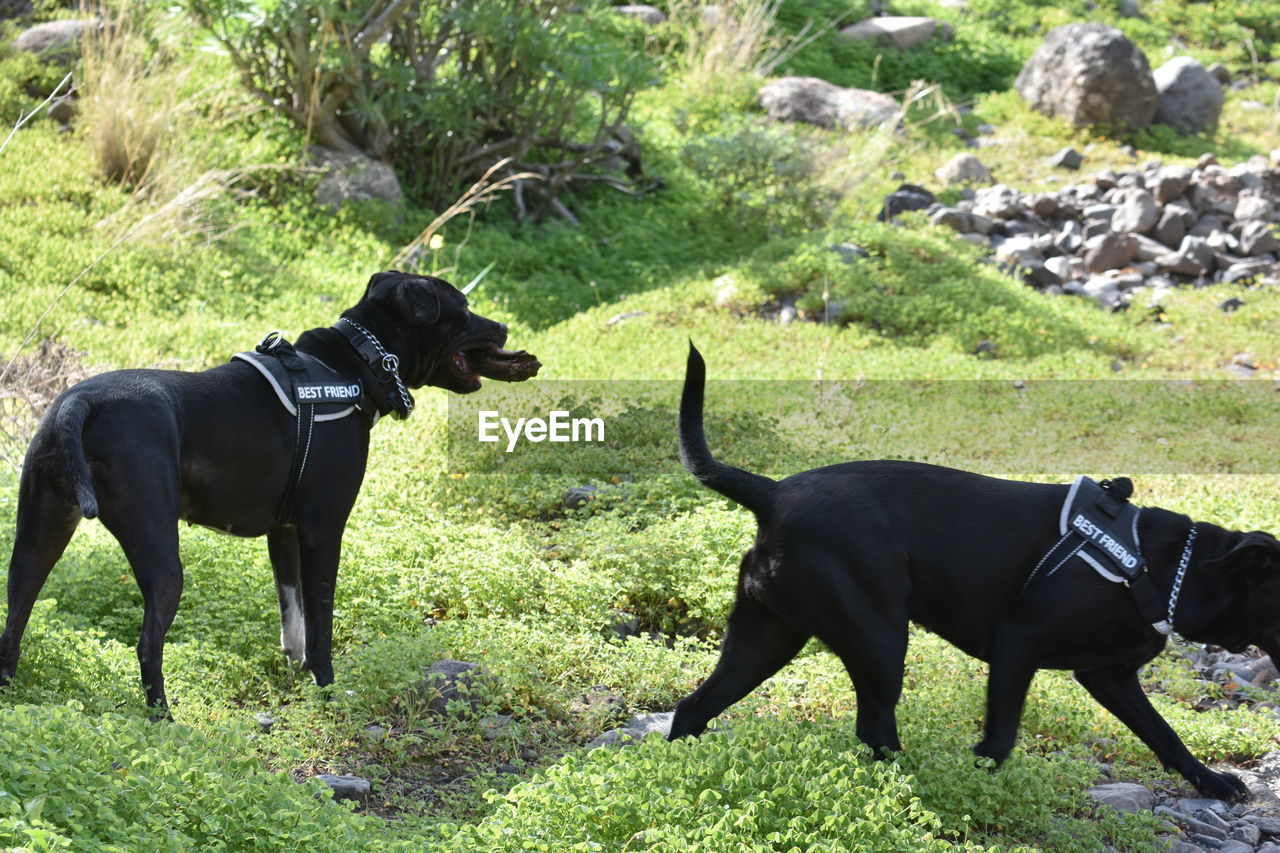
333;317;415;420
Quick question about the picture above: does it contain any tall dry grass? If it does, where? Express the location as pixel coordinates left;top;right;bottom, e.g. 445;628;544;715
77;0;263;244
668;0;830;94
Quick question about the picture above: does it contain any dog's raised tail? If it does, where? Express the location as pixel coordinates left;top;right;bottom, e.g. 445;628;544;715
54;396;99;519
680;342;776;519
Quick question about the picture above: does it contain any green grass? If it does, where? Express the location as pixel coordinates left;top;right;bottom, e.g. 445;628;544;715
1;1;1280;849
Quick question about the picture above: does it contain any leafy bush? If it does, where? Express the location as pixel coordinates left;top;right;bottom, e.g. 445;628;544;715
681;120;846;238
186;0;655;214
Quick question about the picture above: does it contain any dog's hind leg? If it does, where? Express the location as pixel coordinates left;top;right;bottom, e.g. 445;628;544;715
268;527;305;665
668;594;809;739
1075;664;1247;801
0;474;81;686
974;622;1040;764
102;517;183;714
96;456;183;715
818;614;909;756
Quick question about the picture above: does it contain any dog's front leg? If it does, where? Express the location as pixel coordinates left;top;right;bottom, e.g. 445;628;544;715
974;623;1040;765
267;527;305;665
1074;664;1246;801
296;529;343;688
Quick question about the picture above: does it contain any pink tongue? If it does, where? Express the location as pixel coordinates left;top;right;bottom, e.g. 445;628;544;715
452;353;472;374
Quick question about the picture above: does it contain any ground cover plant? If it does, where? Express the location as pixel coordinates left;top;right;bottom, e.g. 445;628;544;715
1;0;1279;849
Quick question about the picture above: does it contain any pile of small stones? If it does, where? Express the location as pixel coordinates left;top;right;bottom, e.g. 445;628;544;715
882;149;1280;312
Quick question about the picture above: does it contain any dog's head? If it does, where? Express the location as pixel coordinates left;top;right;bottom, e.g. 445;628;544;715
1198;530;1280;656
353;271;540;394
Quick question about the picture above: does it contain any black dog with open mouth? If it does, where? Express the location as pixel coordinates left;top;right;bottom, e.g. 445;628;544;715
670;343;1280;800
0;271;540;712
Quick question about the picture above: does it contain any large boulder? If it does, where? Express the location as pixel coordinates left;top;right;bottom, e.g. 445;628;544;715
758;77;899;131
1153;57;1223;136
12;19;96;61
1015;23;1157;131
310;146;404;210
613;5;666;26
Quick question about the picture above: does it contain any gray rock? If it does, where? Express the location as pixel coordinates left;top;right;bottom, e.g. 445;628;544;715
1231;823;1262;846
254;713;275;733
1154;57;1224;136
1154;205;1189;248
1207;63;1232;85
1239;220;1280;256
878;184;936;220
830;242;870;262
311;147;403;210
838;16;952;49
1193;808;1232;835
758;77;899;130
1016;24;1158;131
1177;809;1228;835
1094;169;1121;190
1119;0;1141;16
12;19;96;60
1049;147;1084;170
563;484;599;509
1055;219;1085;253
1088;781;1156;813
1112;189;1158;233
1234;194;1273;221
613;4;667;26
1045;256;1084;281
479;714;512;740
1216;840;1255;853
1220;259;1272;284
1245;814;1280;836
993;234;1045;263
1154;165;1194;203
416;660;495;716
1158;235;1214;275
587;712;675;748
930;207;975;232
1132;234;1171;261
973;184;1022;218
1029;193;1059;218
1165;842;1206;853
314;774;372;803
47;96;76;125
936;153;993;186
1084;231;1139;272
1175;798;1232;816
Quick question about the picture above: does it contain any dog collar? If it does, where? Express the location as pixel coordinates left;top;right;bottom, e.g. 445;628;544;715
334;317;415;420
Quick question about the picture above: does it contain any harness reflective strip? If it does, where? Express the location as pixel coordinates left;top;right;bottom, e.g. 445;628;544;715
232;353;357;422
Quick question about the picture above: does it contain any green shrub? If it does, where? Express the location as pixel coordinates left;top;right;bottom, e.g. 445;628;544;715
681;120;846;239
186;0;655;214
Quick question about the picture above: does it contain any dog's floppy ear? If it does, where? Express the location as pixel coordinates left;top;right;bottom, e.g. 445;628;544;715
364;272;450;325
1202;531;1280;578
362;270;401;300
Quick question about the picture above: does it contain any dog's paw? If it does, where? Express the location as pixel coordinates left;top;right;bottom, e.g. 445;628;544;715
1193;768;1248;802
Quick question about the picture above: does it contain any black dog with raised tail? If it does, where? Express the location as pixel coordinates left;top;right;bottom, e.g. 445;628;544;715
669;343;1280;800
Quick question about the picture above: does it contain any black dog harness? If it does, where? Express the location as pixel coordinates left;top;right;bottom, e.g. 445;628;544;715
1024;476;1197;635
233;331;367;525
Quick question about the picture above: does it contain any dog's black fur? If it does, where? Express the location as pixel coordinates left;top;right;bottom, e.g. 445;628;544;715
670;344;1280;800
0;272;538;712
